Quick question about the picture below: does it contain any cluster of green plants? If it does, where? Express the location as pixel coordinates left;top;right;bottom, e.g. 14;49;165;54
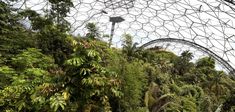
1;0;235;112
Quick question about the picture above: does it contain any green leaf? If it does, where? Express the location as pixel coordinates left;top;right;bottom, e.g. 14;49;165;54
0;66;15;74
50;93;66;112
87;49;99;58
25;68;47;76
65;57;84;66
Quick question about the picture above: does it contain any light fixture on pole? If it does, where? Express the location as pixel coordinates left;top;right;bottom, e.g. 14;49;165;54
109;16;125;47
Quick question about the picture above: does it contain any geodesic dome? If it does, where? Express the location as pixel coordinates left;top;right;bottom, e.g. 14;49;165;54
9;0;235;74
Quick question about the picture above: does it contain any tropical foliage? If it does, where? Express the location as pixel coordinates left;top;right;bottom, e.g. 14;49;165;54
0;1;235;112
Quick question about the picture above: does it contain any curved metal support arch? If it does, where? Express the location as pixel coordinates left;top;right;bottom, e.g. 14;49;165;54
140;38;235;76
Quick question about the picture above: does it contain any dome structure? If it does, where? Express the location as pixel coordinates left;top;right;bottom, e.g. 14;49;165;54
11;0;235;74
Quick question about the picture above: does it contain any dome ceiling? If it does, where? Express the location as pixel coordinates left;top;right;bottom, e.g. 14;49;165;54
11;0;235;73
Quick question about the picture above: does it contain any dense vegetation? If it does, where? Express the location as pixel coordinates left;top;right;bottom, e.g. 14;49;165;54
0;1;235;111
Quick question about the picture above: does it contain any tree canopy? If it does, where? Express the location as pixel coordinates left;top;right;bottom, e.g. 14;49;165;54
0;1;235;112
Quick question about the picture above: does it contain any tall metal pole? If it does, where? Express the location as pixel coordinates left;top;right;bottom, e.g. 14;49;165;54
108;16;125;47
109;22;116;47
